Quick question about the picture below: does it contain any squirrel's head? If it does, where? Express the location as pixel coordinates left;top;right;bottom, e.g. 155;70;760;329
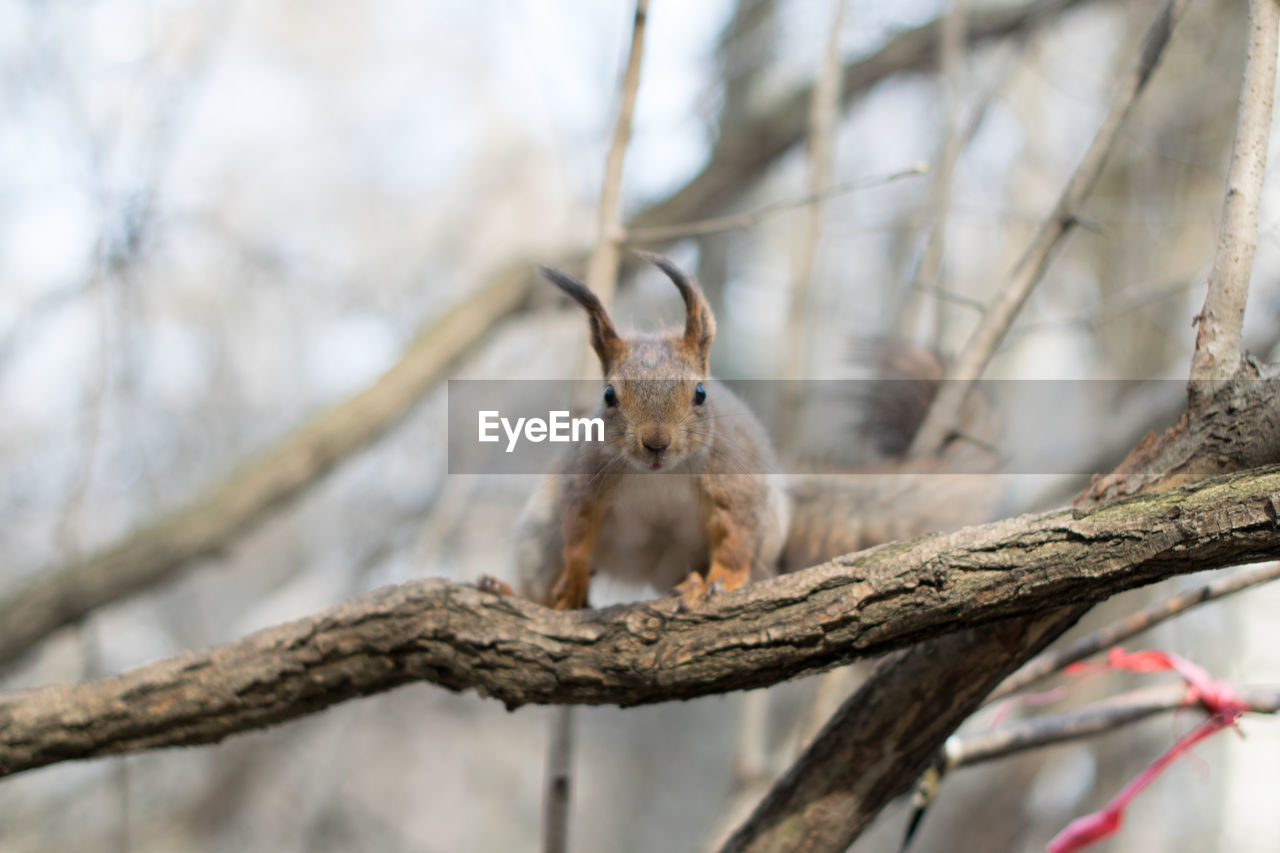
540;253;717;472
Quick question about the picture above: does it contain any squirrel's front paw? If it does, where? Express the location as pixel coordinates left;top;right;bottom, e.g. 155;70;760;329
475;575;514;596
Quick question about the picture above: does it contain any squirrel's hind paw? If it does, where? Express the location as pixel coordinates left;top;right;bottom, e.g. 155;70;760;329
549;571;592;610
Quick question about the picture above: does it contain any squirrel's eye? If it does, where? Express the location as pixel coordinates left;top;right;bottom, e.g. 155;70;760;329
604;384;619;407
693;382;707;406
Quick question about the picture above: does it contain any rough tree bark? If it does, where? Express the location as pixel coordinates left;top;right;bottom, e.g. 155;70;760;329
4;464;1280;779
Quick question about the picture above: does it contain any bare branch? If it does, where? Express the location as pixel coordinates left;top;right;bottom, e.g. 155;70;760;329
783;0;846;381
0;263;533;670
543;706;575;853
898;0;977;347
909;0;1191;457
5;467;1280;778
583;0;649;311
623;166;927;244
1189;0;1279;384
632;0;1100;231
991;561;1280;702
947;681;1280;769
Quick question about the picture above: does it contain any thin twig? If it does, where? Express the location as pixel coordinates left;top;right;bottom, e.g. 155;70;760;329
583;0;650;311
1188;0;1279;385
784;0;846;381
794;666;858;752
633;0;1098;231
543;706;575;853
908;0;1191;457
705;693;775;851
623;165;928;244
54;264;112;564
915;0;967;349
1007;275;1198;337
990;561;1280;702
947;681;1280;770
897;37;1020;337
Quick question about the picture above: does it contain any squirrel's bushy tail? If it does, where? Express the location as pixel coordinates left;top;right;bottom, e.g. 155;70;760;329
780;342;1000;573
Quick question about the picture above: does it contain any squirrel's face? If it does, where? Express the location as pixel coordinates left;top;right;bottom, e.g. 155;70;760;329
539;254;718;472
600;338;712;471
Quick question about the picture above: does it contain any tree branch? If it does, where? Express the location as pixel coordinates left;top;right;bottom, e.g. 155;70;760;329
902;0;969;349
583;0;649;310
629;0;1098;231
720;611;1080;853
908;0;1191;457
1189;0;1279;384
783;0;845;382
946;681;1280;770
543;705;575;853
5;466;1280;779
991;560;1280;702
622;166;927;244
0;263;534;671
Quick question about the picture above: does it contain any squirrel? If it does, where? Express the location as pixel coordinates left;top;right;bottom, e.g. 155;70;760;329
510;255;998;610
513;253;791;609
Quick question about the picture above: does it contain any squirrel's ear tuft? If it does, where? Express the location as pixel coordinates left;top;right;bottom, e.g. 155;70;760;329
539;265;626;371
634;252;715;366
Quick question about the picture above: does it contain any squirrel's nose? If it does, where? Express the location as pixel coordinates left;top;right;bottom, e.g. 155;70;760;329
642;433;670;453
